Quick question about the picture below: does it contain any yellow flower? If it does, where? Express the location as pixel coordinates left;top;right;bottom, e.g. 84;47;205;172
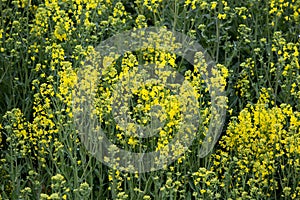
217;13;227;20
141;88;149;101
128;136;138;147
211;2;217;10
200;189;206;194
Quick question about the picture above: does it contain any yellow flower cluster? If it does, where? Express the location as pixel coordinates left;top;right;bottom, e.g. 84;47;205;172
192;167;222;199
235;57;254;98
184;0;230;20
271;31;300;108
137;0;163;13
269;0;300;23
212;88;300;198
93;49;194;151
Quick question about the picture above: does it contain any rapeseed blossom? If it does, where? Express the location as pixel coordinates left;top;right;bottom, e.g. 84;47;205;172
0;0;299;199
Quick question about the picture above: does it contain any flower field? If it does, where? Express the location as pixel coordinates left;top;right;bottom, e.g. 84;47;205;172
0;0;300;199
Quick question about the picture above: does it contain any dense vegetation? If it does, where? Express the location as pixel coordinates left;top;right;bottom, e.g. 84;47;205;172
0;0;300;199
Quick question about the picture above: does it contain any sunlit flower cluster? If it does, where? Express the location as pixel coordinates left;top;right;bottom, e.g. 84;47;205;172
211;88;300;199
